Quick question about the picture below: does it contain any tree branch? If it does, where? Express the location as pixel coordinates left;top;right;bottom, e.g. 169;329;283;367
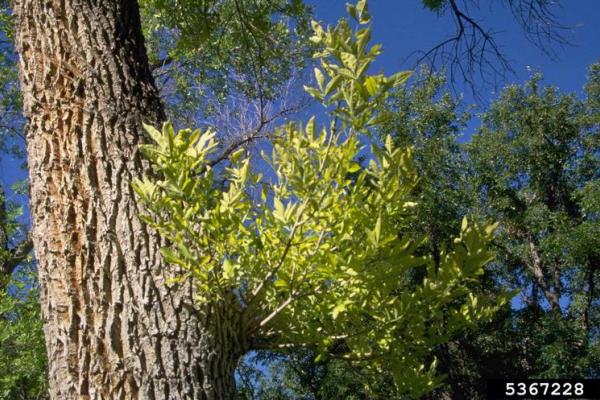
527;236;560;311
412;0;572;99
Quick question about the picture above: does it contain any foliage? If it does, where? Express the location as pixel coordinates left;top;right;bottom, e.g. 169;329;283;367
238;63;600;400
139;0;313;120
0;268;47;400
238;66;494;400
237;349;398;400
0;2;24;161
0;185;46;400
379;69;472;260
467;68;600;378
134;2;506;396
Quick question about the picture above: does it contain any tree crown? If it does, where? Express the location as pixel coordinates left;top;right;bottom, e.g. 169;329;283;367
133;1;509;395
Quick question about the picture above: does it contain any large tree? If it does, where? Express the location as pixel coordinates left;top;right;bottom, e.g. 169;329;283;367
467;68;600;379
11;0;503;398
12;1;212;398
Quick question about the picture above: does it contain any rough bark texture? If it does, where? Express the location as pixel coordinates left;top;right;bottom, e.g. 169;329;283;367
13;1;243;398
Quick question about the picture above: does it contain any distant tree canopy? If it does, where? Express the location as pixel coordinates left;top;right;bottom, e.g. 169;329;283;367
139;0;314;124
0;0;594;398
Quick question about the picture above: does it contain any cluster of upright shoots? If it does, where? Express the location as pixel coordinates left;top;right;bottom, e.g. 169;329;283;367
133;0;508;396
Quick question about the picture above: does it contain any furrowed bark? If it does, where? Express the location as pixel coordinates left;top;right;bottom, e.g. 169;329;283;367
13;1;244;398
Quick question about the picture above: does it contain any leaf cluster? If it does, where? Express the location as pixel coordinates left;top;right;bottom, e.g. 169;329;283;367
134;2;507;396
140;0;313;117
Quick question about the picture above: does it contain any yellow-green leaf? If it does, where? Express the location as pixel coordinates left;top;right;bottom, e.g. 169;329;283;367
340;52;357;72
364;76;379;96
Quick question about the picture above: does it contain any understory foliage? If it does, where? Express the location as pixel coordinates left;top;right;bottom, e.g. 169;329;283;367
0;268;46;400
134;1;507;396
139;0;313;119
0;185;46;400
232;63;600;400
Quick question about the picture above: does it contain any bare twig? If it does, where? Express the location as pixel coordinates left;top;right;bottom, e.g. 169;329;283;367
411;0;572;100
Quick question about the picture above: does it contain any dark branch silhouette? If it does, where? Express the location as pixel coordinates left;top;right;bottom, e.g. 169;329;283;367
412;0;572;99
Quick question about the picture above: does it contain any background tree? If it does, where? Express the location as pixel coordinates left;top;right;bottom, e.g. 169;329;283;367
140;0;314;130
0;2;45;397
467;67;600;378
134;3;506;397
406;60;600;400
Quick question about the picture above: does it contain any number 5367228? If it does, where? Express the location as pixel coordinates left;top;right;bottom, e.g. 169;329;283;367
505;381;583;397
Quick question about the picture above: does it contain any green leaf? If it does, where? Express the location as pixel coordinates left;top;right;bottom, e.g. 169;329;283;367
390;70;412;87
314;67;325;90
273;197;286;223
324;75;343;96
364;76;379;96
348;162;361;173
332;302;346;319
304;85;324;100
229;148;245;164
461;216;469;233
346;3;357;21
356;0;371;24
274;279;288;288
373;215;382;245
306;116;316;138
222;259;235;280
484;221;499;236
340;52;357;72
160;248;182;265
143;123;164;145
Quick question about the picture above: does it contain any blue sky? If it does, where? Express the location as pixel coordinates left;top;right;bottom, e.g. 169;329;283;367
3;1;600;180
310;0;600;102
308;0;600;311
1;0;599;242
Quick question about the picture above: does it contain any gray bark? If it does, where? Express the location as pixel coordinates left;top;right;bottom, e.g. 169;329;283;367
527;237;561;311
13;1;244;398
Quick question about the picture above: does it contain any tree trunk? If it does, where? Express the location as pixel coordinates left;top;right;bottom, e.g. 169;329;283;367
13;1;244;398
